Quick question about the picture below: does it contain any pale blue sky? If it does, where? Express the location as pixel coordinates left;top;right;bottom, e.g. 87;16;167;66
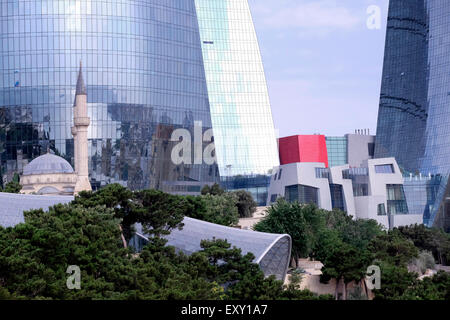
248;0;390;137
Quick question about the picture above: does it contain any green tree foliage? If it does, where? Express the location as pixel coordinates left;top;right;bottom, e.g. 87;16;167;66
397;224;450;265
199;194;239;226
254;200;326;266
372;261;417;300
201;185;257;219
1;180;22;193
232;190;257;218
400;271;450;300
201;183;224;196
254;200;391;299
74;184;239;231
200;184;211;195
347;287;368;300
317;239;373;300
73;184;187;240
282;269;333;300
0;173;22;193
0;201;332;300
410;251;436;274
0;204;131;299
322;210;384;250
368;231;419;266
368;229;449;300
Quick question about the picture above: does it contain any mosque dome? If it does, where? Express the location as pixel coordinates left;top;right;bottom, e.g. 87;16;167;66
23;153;74;176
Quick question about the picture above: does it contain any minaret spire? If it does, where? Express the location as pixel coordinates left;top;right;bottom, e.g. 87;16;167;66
72;60;92;194
75;60;87;97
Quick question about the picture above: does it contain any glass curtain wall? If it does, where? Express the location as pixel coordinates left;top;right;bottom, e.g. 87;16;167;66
0;0;219;192
375;0;450;227
193;0;280;177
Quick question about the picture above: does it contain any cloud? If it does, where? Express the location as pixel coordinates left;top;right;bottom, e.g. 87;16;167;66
251;0;362;33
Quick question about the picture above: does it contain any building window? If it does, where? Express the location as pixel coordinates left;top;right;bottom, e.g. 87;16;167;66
315;168;330;179
285;184;319;206
270;194;278;203
278;169;283;180
368;143;375;157
326;137;348;167
386;184;409;215
330;184;345;211
353;183;369;197
377;203;387;216
343;167;368;179
375;164;395;174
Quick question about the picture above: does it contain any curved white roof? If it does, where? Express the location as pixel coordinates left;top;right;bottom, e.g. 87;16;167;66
132;217;292;281
0;193;74;227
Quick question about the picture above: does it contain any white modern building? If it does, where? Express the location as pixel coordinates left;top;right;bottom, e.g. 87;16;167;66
267;158;423;229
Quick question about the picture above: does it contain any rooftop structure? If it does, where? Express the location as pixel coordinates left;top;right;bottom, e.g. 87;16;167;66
0;193;74;228
130;217;292;281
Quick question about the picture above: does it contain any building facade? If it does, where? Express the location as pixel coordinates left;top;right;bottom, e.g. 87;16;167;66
1;1;279;195
0;0;279;196
194;0;280;178
326;132;375;169
279;135;328;167
267;158;423;230
375;0;450;229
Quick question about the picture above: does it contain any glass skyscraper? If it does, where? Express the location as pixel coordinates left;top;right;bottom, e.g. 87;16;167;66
375;0;450;229
194;0;279;177
0;0;279;195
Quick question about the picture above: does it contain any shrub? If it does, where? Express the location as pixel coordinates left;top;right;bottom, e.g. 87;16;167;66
232;190;257;218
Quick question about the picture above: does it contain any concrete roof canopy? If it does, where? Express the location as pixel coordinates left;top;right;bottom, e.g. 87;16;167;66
131;217;292;281
0;193;74;228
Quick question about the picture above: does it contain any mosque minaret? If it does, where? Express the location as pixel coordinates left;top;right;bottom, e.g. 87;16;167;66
21;62;92;195
72;62;92;194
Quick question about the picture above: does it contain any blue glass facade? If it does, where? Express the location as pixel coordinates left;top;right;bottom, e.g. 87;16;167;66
403;174;442;225
221;174;270;206
326;136;347;168
374;0;428;173
194;0;280;177
0;0;280;198
375;0;450;228
0;0;221;192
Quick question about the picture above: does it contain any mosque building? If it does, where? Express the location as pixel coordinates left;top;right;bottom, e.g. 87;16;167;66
20;63;92;196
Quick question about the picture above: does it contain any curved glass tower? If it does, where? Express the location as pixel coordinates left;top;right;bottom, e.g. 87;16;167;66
0;0;218;192
374;0;428;173
375;0;450;229
194;0;280;177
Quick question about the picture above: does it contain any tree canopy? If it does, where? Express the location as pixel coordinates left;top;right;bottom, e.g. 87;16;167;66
253;198;450;300
0;187;330;300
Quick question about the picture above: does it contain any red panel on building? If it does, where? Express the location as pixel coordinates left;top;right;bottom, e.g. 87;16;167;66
278;135;329;167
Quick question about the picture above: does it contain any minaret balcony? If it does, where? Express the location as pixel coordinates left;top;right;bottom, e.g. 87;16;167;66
74;117;90;126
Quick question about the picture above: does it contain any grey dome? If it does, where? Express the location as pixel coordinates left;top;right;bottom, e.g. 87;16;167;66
23;153;74;176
